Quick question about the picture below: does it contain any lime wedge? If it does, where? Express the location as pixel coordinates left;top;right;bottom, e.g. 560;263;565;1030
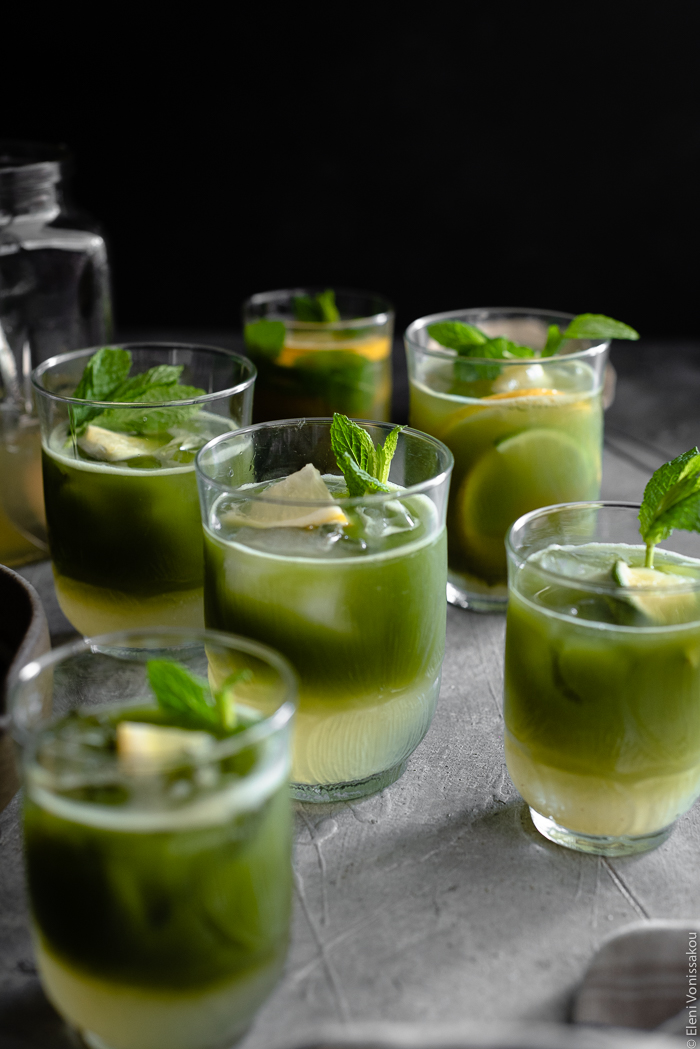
223;463;349;529
612;559;699;625
455;428;596;579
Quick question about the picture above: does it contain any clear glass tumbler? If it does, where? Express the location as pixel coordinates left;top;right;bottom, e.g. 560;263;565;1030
33;344;256;635
243;288;394;422
405;307;609;611
197;419;453;801
9;628;297;1049
505;501;700;856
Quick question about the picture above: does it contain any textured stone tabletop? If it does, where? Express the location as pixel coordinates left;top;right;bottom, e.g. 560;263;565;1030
1;338;699;1048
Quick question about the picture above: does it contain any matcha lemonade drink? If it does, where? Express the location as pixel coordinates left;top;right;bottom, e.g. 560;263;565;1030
197;415;453;800
33;345;256;634
244;288;394;422
405;308;638;611
10;628;297;1049
505;455;700;856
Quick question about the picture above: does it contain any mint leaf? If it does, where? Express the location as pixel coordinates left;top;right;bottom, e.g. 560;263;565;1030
638;448;700;565
541;324;566;357
147;660;251;734
427;321;487;350
330;413;404;495
427;322;534;367
330;412;378;475
563;314;639;341
147;660;220;732
110;364;184;401
376;424;405;483
341;454;392;496
71;347;132;432
73;347;132;401
91;384;206;434
292;289;340;323
244;319;286;360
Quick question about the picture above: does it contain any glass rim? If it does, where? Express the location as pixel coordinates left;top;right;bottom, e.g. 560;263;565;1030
10;627;298;763
404;306;610;365
506;500;700;596
196;417;454;508
31;343;258;410
244;286;394;330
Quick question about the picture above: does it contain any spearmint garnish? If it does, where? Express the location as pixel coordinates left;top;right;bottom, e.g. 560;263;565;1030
69;347;205;436
638;448;700;568
330;413;404;497
427;312;639;365
146;660;251;734
292;288;340;323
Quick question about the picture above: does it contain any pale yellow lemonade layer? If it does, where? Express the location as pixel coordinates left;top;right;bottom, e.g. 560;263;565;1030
35;939;281;1049
52;574;204;636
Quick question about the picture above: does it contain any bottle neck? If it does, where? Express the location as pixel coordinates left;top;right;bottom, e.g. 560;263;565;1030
0;161;61;226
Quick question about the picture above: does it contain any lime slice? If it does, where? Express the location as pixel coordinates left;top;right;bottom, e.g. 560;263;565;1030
612;559;699;625
223;463;349;529
455;428;596;579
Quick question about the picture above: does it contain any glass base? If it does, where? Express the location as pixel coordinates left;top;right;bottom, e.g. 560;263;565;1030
529;806;674;856
446;580;507;613
291;759;408;803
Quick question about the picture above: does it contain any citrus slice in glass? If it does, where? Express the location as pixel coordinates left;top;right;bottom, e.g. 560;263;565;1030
222;464;348;529
612;560;700;625
455;428;595;578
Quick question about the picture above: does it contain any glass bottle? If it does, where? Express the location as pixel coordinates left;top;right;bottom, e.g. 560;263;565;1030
0;141;112;565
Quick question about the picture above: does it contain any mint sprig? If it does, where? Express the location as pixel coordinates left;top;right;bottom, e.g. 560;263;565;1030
639;448;700;567
70;349;206;436
330;413;404;497
541;314;639;356
146;660;251;735
244;319;286;361
70;347;132;431
293;289;340;323
428;313;639;368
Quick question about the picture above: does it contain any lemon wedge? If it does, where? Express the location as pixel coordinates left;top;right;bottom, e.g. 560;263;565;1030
117;721;215;770
612;560;699;625
78;425;157;462
223;463;349;529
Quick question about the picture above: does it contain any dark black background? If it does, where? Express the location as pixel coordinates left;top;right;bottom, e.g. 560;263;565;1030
4;3;698;337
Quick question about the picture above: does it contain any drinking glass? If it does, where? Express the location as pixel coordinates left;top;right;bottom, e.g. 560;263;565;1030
243;288;394;422
33;344;256;635
505;501;700;856
197;419;453;801
405;307;609;611
9;628;297;1049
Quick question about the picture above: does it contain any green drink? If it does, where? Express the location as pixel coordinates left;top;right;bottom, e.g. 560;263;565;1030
405;308;622;610
33;345;255;634
197;418;453;801
243;288;394;422
11;630;297;1049
505;498;700;856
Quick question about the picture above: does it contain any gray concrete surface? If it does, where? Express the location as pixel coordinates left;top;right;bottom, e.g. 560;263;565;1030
1;339;699;1048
